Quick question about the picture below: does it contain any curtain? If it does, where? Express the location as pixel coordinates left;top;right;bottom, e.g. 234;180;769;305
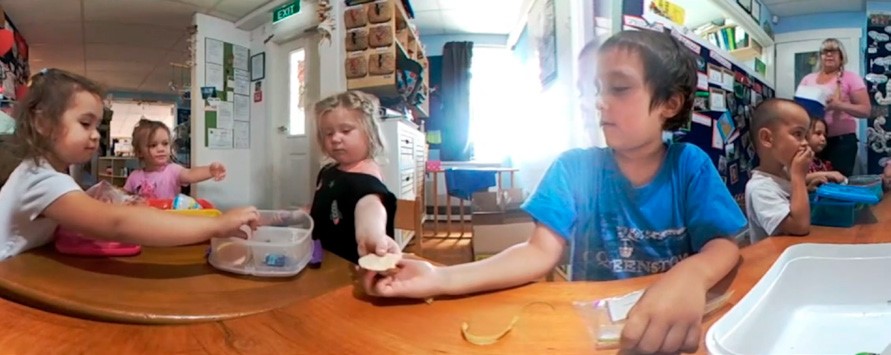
439;41;473;161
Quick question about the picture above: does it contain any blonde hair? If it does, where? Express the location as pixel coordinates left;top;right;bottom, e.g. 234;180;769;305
313;90;386;163
131;119;172;165
816;38;847;73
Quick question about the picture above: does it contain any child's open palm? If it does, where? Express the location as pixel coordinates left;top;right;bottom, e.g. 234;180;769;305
210;162;227;181
621;271;706;354
361;259;443;299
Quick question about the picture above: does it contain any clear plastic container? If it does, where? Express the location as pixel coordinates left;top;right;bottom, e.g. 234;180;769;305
208;210;314;277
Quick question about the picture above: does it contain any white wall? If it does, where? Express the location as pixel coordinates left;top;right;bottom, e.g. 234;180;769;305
109;101;175;139
191;13;267;209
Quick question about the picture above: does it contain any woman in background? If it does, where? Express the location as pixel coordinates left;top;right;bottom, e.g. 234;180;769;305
796;38;871;176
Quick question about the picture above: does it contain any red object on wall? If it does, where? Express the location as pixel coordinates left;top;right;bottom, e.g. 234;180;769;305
0;29;13;56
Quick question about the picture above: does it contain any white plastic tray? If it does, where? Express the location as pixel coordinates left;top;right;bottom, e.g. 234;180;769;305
706;243;891;355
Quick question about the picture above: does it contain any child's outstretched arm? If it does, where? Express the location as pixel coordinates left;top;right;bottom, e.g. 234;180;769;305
620;237;739;353
44;191;258;246
355;194;400;256
362;224;565;299
180;162;226;184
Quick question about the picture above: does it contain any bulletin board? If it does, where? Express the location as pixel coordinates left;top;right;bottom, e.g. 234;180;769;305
621;10;775;209
203;37;251;150
865;12;891;174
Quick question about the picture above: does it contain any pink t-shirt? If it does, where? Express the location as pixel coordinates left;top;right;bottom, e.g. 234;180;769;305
124;163;185;199
798;70;867;137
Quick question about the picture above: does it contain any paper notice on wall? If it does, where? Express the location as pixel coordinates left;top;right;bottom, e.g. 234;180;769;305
712;123;723;149
233;45;249;71
234;69;250;96
692;112;712;127
234;121;250;149
234;94;250;121
206;63;224;91
206;38;224;65
208;128;233;149
216;101;234;129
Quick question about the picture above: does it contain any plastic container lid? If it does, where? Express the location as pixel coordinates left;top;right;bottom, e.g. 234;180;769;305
208;210;314;277
815;183;880;205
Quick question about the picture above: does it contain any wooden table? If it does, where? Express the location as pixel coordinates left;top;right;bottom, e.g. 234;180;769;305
1;201;888;354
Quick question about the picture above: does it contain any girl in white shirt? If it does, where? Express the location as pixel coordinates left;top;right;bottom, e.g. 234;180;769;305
0;68;259;260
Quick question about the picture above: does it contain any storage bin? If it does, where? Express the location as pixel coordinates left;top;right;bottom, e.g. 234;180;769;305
847;174;883;201
208;210;314;277
810;196;859;228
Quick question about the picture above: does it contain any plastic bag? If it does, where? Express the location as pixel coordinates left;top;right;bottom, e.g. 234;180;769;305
85;180;143;206
572;289;734;350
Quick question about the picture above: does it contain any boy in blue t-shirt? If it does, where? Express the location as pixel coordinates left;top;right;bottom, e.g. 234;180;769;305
361;30;746;354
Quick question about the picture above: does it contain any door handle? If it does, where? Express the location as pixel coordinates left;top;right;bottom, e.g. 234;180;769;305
278;125;287;133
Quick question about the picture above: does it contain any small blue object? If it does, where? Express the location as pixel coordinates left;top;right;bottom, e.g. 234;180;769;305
264;254;286;267
816;183;880;205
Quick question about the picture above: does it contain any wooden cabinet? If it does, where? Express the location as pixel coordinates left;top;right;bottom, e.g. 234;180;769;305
379;119;426;250
343;0;429;119
97;157;138;188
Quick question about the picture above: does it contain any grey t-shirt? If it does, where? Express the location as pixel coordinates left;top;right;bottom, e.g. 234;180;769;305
0;159;80;260
745;170;792;244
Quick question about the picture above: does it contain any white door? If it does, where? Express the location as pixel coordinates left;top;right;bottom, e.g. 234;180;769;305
775;28;865;174
272;37;318;209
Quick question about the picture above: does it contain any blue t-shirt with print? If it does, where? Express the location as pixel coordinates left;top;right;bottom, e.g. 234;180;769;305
522;143;746;281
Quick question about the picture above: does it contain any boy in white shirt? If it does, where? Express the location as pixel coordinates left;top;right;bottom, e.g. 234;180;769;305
746;99;813;244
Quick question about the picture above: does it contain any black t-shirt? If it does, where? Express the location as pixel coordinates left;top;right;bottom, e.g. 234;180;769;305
310;164;397;264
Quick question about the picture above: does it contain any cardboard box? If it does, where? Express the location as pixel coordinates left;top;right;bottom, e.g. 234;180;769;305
471;209;534;258
471;188;526;212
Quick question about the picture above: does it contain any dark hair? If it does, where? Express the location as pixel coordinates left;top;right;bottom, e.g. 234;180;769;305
809;115;828;132
598;30;697;131
12;68;105;163
1;69;104;185
750;98;801;146
131;118;172;163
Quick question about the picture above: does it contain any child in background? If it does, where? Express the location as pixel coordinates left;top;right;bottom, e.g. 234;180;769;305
805;117;846;191
0;68;259;261
308;90;400;267
745;99;813;244
362;30;746;354
125;119;226;199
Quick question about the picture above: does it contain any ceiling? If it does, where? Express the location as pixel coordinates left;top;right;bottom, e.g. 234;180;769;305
762;0;865;17
1;0;526;95
411;0;527;36
1;0;269;95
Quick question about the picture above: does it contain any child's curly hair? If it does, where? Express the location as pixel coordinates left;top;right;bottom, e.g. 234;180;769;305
313;90;387;163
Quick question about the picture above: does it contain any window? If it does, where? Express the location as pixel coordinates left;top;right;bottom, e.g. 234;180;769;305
288;48;306;136
468;46;526;163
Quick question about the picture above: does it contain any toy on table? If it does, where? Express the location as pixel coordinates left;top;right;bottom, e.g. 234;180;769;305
54;181;142;257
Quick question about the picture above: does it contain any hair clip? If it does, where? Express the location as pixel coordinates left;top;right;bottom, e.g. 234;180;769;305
39;68;48;75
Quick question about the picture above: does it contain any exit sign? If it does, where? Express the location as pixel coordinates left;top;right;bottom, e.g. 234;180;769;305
273;1;300;23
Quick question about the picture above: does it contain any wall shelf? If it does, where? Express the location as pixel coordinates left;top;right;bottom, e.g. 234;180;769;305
343;0;429;119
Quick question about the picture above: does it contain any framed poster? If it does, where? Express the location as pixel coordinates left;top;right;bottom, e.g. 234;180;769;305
750;0;761;23
250;52;265;81
529;0;557;87
737;0;752;13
